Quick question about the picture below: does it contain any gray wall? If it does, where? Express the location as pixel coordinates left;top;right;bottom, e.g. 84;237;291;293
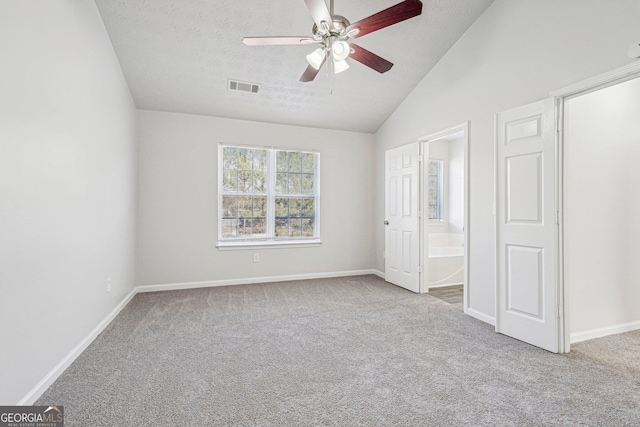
0;1;138;404
136;110;376;286
375;0;640;323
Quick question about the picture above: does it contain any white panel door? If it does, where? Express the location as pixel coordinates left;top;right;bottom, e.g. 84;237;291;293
496;98;559;352
385;143;420;293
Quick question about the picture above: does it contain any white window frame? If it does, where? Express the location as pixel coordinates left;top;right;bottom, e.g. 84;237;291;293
217;143;321;249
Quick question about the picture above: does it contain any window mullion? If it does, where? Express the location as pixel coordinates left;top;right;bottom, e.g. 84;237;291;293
267;149;276;239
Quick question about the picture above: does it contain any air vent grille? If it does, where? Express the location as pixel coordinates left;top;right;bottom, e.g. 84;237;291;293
228;80;260;94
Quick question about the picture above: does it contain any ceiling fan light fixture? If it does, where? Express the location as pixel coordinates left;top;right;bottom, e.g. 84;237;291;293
306;48;326;70
334;58;350;74
331;40;350;61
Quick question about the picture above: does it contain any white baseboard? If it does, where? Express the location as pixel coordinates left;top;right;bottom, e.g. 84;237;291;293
17;269;381;404
17;288;137;405
467;308;496;326
136;269;380;293
570;320;640;344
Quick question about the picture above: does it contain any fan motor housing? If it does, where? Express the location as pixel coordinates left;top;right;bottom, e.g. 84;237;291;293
312;15;350;40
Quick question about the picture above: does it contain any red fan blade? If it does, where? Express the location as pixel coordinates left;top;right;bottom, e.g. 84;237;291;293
349;44;394;73
300;55;328;82
243;37;317;46
347;0;422;39
304;0;334;30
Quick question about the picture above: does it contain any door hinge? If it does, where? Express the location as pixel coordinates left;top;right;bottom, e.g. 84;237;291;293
557;305;562;318
418;211;422;218
417;155;424;162
417;265;423;273
556;211;561;225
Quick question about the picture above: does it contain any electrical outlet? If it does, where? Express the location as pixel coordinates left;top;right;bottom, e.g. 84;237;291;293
253;253;259;263
106;278;111;292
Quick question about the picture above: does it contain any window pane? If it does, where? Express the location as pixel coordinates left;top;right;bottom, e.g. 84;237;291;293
275;219;288;237
275;198;288;217
253;171;266;193
289;152;302;172
238;197;252;217
223;170;237;192
238;218;252;235
276;173;287;194
288;198;300;217
300;198;314;217
301;153;314;173
253;219;266;235
276;151;288;172
288;173;301;194
223;147;239;170
290;219;302;237
253;197;266;218
237;148;251;170
253;150;267;171
301;219;314;237
222;196;238;218
238;170;252;192
301;174;314;194
221;219;237;237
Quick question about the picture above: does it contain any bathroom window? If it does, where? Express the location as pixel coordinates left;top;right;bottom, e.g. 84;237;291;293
428;160;443;221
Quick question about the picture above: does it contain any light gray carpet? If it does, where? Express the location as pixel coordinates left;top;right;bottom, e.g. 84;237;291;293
36;275;640;426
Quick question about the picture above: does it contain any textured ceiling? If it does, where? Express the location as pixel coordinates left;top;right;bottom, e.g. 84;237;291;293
95;0;494;133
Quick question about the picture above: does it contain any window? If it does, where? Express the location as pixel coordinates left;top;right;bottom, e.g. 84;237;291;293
427;159;443;221
218;144;320;246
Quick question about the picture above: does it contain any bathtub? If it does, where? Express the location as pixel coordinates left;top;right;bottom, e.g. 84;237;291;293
428;234;464;288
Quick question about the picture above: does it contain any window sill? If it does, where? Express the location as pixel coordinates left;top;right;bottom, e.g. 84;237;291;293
217;240;322;251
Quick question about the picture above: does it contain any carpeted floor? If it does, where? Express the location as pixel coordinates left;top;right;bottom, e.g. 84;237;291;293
36;275;640;426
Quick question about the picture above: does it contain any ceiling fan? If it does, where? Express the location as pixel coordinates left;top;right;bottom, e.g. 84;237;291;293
242;0;423;82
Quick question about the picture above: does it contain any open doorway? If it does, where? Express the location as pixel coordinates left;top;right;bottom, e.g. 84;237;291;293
419;123;470;312
548;61;640;352
562;75;640;344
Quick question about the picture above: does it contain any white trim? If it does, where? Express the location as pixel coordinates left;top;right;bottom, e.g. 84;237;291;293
136;270;379;293
551;61;640;98
17;288;137;405
570;320;640;344
493;114;499;331
217;240;322;250
467;308;496;326
555;97;569;354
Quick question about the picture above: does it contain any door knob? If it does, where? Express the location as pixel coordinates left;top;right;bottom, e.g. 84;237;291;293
384;220;389;225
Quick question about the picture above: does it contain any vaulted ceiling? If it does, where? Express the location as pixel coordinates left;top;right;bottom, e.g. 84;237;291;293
95;0;494;133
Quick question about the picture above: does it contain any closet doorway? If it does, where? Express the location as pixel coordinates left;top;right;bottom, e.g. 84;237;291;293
561;75;640;345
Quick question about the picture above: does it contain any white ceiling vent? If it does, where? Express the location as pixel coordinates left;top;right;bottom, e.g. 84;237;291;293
228;79;260;94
